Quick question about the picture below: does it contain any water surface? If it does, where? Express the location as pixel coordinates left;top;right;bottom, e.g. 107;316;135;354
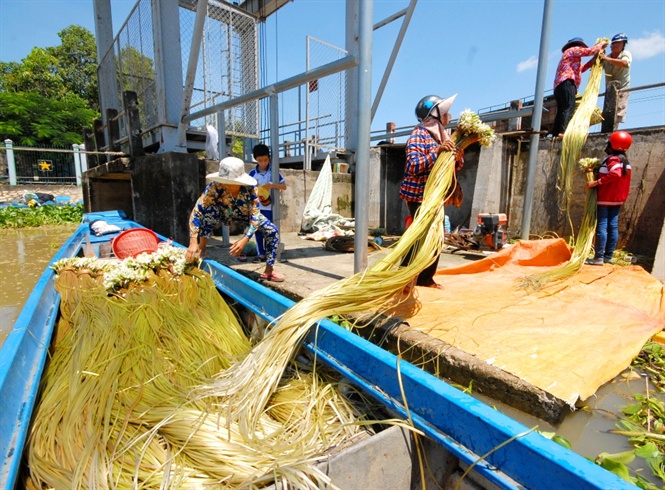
0;226;75;345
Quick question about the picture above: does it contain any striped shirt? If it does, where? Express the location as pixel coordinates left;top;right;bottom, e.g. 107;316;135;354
400;125;448;202
553;44;604;89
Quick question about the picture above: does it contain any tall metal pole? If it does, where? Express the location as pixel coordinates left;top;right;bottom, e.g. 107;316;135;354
177;0;208;150
370;0;418;121
521;0;553;239
353;0;373;273
269;92;281;231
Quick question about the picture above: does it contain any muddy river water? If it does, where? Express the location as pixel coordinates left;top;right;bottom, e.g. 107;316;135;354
0;226;658;484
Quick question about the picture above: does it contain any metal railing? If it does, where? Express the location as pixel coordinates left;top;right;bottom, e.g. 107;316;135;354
372;81;665;143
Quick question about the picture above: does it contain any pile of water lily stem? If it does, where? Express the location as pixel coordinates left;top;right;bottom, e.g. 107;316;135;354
27;245;391;489
26;110;496;489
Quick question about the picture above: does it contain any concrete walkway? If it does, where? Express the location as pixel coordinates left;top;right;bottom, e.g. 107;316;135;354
0;184;83;203
204;232;483;301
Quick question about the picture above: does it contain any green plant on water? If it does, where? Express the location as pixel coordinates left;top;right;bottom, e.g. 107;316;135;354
0;203;84;228
594;342;665;488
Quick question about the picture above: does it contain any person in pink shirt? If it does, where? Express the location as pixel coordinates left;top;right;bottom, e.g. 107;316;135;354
551;37;609;138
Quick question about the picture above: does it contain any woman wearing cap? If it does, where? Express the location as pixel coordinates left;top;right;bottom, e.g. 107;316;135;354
186;156;284;282
552;37;609;138
399;94;464;289
585;131;633;265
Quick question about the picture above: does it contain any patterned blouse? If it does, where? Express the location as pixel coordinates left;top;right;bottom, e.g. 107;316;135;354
553;44;604;89
189;182;265;239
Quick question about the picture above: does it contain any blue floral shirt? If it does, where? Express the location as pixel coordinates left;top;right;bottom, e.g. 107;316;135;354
189;182;265;239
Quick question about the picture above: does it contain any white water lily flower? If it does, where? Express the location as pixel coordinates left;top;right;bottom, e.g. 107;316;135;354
54;244;192;293
578;157;600;172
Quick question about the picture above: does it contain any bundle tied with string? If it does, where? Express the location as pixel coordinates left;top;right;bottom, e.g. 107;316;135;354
523;40;608;290
198;110;496;438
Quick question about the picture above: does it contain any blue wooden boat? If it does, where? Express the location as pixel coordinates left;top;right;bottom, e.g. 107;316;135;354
0;211;634;489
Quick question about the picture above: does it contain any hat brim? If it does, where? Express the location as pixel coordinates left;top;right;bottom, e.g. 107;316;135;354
206;173;257;187
562;41;588;52
432;93;458;117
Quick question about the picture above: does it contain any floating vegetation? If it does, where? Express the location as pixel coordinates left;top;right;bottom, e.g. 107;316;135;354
596;342;665;488
0;202;83;228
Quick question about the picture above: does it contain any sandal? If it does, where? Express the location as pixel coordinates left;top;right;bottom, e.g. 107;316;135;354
260;272;285;282
252;255;266;263
237;254;247;262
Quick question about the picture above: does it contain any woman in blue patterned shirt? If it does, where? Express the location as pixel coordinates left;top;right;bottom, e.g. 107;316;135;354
186;157;284;282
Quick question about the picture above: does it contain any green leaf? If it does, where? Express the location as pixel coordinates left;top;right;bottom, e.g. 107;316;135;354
636;442;661;460
552;435;572;450
597;450;636;465
597;458;634;483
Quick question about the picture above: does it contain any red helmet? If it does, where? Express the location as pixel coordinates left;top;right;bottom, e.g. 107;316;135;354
608;131;632;151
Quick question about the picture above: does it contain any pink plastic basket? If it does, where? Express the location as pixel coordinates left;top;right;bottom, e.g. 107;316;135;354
112;228;159;259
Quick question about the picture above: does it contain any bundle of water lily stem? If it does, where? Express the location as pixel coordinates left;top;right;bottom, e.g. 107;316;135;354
26;110;494;489
523;38;609;289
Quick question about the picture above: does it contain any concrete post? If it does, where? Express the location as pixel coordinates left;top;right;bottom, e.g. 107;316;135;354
80;145;88;176
92;0;120;151
93;119;106;164
602;81;619;133
5;139;16;185
83;128;99;169
652;218;665;282
123;91;144;157
176;0;208;150
508;100;523;131
214;110;230;246
386;122;396;143
106;108;121;153
470;139;505;221
151;0;185;153
73;144;83;186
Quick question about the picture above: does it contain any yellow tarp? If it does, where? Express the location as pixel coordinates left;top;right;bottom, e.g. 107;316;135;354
390;239;665;406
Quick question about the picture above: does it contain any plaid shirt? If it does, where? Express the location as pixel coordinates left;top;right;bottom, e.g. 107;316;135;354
554;44;603;89
400;125;448;202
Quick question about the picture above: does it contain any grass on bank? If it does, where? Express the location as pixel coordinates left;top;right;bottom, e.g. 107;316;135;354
0;203;83;228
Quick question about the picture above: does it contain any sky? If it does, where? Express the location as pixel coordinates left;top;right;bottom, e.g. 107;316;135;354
1;0;664;140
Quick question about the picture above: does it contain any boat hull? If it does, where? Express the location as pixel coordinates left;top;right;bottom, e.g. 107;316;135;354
0;211;633;489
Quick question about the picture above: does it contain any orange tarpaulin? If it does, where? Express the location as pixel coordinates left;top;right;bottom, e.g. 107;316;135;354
390;238;665;406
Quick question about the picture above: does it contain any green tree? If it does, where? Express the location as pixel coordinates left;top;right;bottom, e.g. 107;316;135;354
0;91;96;146
0;48;64;98
0;25;99;146
47;26;99;111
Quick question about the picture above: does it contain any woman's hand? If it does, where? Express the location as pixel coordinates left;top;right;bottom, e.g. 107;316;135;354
186;236;207;263
438;140;456;155
586;180;599;189
230;236;249;256
454;148;465;170
185;242;200;263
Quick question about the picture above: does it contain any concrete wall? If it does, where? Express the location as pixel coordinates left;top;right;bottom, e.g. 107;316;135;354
132;152;200;245
375;126;665;270
504;128;665;259
199;159;355;234
83;125;664;270
375;142;482;234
